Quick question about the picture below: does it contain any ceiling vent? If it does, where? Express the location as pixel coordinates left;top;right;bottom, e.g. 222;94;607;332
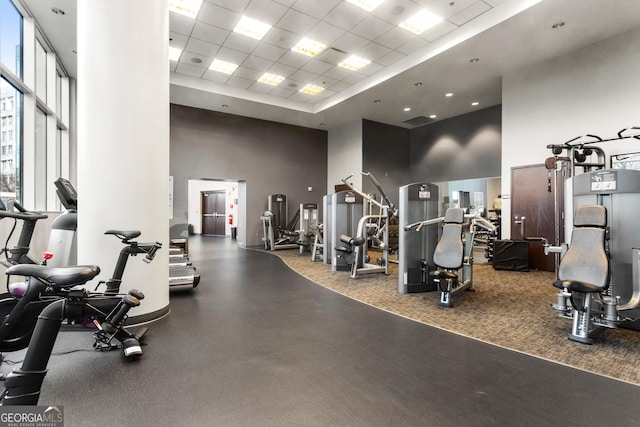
403;116;434;127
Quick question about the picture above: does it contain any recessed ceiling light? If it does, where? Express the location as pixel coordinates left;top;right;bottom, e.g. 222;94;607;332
190;57;202;64
169;47;182;61
291;38;327;58
471;101;479;106
374;99;381;103
299;84;325;95
404;107;411;112
430;115;437;119
221;104;228;108
552;21;565;29
168;0;203;19
469;58;479;63
258;73;285;86
51;7;65;15
414;82;423;86
320;122;326;126
445;92;453;97
234;16;272;40
338;55;371;71
399;9;443;35
209;58;238;75
345;0;385;12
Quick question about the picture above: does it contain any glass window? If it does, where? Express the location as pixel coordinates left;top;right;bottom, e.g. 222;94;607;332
0;77;21;200
35;40;47;102
0;0;23;78
34;107;46;209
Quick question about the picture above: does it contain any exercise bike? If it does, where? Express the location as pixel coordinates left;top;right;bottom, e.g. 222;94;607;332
0;263;145;405
0;199;161;356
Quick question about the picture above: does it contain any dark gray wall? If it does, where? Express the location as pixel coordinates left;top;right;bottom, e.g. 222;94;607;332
362;119;410;206
409;105;502;182
170;104;327;247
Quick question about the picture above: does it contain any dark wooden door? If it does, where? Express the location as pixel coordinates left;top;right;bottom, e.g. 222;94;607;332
202;191;226;236
511;164;563;272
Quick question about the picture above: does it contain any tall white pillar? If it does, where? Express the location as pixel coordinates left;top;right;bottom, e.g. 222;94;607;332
77;0;170;320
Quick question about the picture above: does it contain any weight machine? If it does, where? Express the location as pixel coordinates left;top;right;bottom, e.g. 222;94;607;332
545;127;640;343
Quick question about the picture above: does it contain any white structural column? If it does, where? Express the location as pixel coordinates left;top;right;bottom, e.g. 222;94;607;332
77;0;170;319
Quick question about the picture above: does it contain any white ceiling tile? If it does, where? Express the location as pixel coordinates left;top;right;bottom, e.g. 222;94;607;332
290;69;320;84
267;62;298;77
248;82;274;93
242;55;274;71
180;51;209;68
312;75;339;88
185;38;220;57
292;0;341;19
226;75;254;89
358;42;392;62
301;58;335;74
262;27;299;49
222;32;260;53
202;69;230;83
206;0;251;13
282;79;303;90
375;50;406;66
449;1;491;26
483;0;505;6
424;0;480;20
198;3;241;31
278;50;311;68
175;62;206;78
307;21;346;46
370;0;423;25
321;65;352;80
288;91;311;102
313;88;335;100
233;66;262;81
326;80;349;92
375;26;414;49
269;86;296;97
216;46;249;64
396;36;430;56
252;42;287;61
357;62;384;76
170;63;178;72
276;9;320;36
170;32;189;50
323;2;369;31
169;12;196;36
342;71;367;84
419;20;458;42
333;32;369;54
191;22;230;45
351;15;394;41
244;0;289;25
316;48;348;65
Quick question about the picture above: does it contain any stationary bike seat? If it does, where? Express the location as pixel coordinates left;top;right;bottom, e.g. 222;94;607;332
5;264;101;288
104;230;141;240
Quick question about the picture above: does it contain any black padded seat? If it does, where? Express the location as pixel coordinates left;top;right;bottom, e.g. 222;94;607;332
105;230;141;240
556;204;608;293
5;264;100;288
432;270;459;280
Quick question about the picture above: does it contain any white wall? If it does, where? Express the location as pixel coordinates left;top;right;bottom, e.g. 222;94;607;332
327;121;363;192
187;179;238;235
501;27;640;238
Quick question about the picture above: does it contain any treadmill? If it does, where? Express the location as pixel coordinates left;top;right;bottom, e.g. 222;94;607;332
54;178;200;289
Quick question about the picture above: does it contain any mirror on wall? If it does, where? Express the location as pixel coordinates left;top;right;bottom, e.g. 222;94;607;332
433;176;501;217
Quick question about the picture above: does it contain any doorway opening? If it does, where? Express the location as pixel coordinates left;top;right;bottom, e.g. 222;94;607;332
188;179;247;245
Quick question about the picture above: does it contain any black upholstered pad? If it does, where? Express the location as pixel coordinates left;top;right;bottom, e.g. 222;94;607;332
5;264;100;287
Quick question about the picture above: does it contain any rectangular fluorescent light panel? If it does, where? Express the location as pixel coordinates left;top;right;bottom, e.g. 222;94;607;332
168;0;202;19
346;0;385;12
338;55;371;71
399;9;443;35
169;47;182;62
299;84;325;95
291;38;327;57
233;16;272;40
209;59;238;75
258;73;285;86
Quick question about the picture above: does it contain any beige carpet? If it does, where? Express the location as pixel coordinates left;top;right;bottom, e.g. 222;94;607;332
272;249;640;386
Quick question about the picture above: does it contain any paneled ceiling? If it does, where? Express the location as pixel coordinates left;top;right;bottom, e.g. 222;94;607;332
20;0;640;129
